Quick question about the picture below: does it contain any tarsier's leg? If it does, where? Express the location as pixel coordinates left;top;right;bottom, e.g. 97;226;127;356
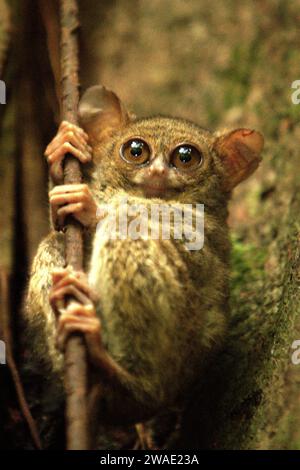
24;232;66;374
49;268;132;387
134;423;154;450
49;267;156;426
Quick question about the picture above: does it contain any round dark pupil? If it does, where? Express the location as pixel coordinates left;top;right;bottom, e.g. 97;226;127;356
178;146;192;163
130;140;143;157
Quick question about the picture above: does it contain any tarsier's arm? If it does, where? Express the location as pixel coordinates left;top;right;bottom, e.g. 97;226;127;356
42;122;137;389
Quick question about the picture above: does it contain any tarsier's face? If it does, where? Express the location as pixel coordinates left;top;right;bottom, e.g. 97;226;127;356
79;85;264;202
103;117;216;200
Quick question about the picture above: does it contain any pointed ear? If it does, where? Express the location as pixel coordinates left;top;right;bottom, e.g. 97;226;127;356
78;85;131;145
214;128;264;191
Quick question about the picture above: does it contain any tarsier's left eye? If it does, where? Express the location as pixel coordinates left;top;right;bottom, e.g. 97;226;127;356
120;138;151;165
170;144;203;170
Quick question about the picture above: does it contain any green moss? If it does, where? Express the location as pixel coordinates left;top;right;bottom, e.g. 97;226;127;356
230;235;267;295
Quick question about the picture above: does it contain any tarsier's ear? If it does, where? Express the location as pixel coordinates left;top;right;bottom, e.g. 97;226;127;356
78;85;130;145
214;129;264;191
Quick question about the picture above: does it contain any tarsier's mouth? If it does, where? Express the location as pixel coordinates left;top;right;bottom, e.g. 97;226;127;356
140;182;183;198
143;186;166;197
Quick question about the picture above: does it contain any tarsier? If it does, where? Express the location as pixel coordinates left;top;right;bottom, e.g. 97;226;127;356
24;86;264;432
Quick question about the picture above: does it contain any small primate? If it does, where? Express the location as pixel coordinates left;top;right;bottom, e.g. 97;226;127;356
24;86;264;428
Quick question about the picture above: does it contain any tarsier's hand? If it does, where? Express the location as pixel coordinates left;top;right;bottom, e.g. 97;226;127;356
44;121;92;184
50;268;104;365
49;183;99;229
50;268;132;383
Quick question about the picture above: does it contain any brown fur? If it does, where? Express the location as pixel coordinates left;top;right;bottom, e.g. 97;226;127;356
23;86;263;426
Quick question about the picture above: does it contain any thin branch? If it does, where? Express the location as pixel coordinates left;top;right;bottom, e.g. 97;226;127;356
60;0;90;450
0;269;42;449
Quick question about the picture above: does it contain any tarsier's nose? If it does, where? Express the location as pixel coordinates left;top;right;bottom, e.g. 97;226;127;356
148;158;168;177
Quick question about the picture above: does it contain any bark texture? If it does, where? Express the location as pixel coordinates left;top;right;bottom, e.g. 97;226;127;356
60;0;90;451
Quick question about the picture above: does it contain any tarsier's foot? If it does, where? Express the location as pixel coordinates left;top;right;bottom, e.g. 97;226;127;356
50;268;131;386
134;423;155;450
49;183;99;229
50;268;103;363
45;120;92;184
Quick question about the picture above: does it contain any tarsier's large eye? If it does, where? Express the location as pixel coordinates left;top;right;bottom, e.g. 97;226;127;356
120;139;151;165
170;144;203;170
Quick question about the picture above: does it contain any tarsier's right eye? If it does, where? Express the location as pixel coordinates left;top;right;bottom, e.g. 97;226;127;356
120;139;151;165
170;144;203;170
